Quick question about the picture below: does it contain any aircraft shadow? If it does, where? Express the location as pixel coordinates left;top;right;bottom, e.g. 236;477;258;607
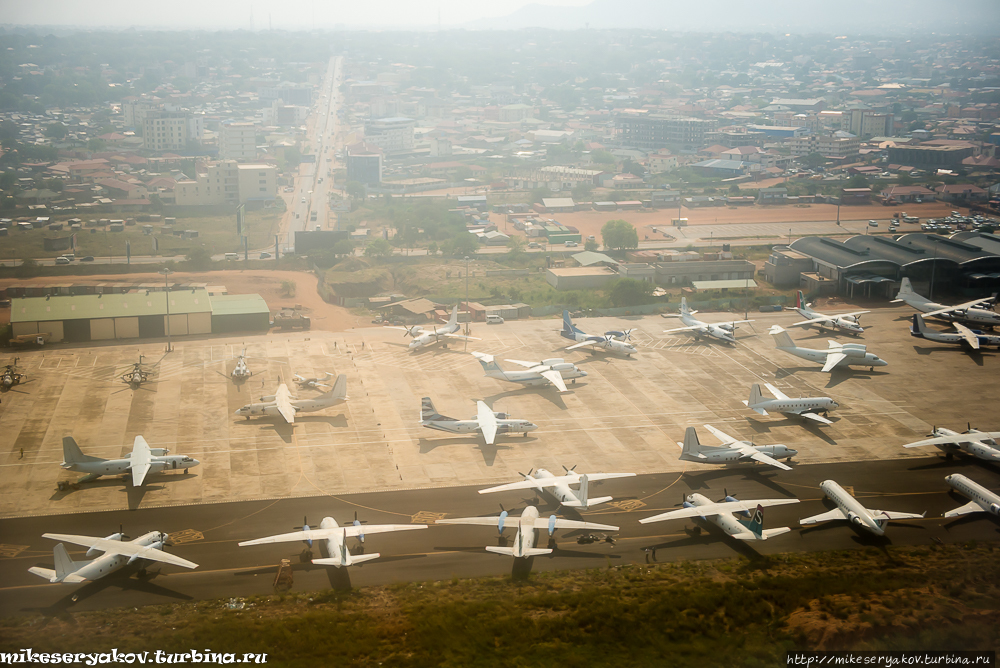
942;512;1000;533
823;369;890;389
743;416;838;445
21;567;191;618
511;556;535;580
417;437;513;467
912;346;993;366
483;386;572;410
907;456;1000;474
649;524;765;562
680;468;794;498
546;544;620;560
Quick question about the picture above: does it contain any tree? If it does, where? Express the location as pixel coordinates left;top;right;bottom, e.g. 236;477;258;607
846;174;870;190
728;183;741;195
185;248;213;271
44;123;67;140
608;278;654;307
449;232;480;257
332;239;355;257
584;238;599;252
346;181;366;201
601;219;639;252
591;150;616;165
427;241;439;256
364;238;393;259
506;235;526;257
14;258;38;278
801;152;827;168
572;182;592;201
280;280;296;297
87;137;107;152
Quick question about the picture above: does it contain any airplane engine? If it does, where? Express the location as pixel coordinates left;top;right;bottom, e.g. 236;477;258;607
990;503;1000;516
550;363;575;372
847;512;864;526
842;347;867;358
260;394;276;402
841;343;867;353
148;461;170;475
540;358;565;367
88;532;125;557
719;323;735;331
150;448;169;456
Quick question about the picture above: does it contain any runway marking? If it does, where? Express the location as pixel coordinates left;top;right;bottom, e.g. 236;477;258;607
168;529;204;544
0;544;29;558
411;511;447;524
609;500;647;512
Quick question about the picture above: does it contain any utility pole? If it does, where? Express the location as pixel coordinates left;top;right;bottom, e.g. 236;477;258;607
464;256;470;343
929;238;938;301
160;268;174;353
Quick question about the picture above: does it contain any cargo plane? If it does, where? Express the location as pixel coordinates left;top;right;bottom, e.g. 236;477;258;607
663;297;753;345
235;374;347;424
893;278;1000;328
471;352;586;393
419;397;536;445
909;314;1000;351
560;310;637;356
61;436;199;486
788;291;868;336
30;531;198;584
639;492;799;541
386;305;479;350
743;383;838;425
678;426;797;471
902;426;1000;463
769;326;887;372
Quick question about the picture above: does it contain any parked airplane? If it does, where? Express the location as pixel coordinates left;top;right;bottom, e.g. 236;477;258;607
663;297;753;345
61;435;199;486
235;374;348;424
471;352;586;393
437;505;618;558
893;278;1000;328
385;305;479;350
560;310;637;356
478;466;636;509
231;349;252;381
293;371;332;389
1;358;23;391
743;382;838;425
120;355;153;387
29;531;198;583
800;480;925;536
788;291;868;336
769;325;888;372
909;314;1000;351
678;426;797;471
419;397;536;445
943;474;1000;518
238;516;427;568
638;492;799;541
902;426;1000;463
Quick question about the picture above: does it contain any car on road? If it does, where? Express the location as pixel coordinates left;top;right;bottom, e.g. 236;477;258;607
301;198;306;204
528;242;539;249
55;256;71;264
868;220;879;227
565;241;579;247
259;252;272;259
80;256;95;262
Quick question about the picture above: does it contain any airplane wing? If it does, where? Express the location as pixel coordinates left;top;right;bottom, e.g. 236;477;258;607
822;352;847;373
763;383;790;401
532;518;618;531
383;326;416;332
505;359;538;368
239;528;344;546
129;436;152;487
540;368;569;392
585;473;637;483
945;501;985;518
565;340;597;351
799;507;848;525
921;298;993;318
444;333;481;341
274;384;296;424
479;478;551;494
639;498;799;524
790;316;834;327
951;322;981;350
702;424;740;446
798;412;834;425
476;400;499;445
737;446;792;471
436;516;506;526
869;509;925;521
342;524;427;537
663;325;704;334
903;432;1000;448
42;533;198;570
837;310;870;318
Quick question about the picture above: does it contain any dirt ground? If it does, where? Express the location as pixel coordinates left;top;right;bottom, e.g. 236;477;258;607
0;270;364;332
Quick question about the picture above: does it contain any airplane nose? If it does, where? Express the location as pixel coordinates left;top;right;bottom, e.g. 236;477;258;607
580;370;588;376
190;459;201;467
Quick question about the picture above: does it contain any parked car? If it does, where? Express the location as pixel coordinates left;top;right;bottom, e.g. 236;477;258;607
486;314;504;325
528;242;540;249
565;241;579;247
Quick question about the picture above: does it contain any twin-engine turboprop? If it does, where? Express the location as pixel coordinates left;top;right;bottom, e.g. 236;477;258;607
663;298;753;345
769;326;887;372
29;531;198;583
471;352;586;392
61;436;199;486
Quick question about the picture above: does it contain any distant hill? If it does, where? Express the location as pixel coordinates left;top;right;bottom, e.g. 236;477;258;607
466;0;1000;34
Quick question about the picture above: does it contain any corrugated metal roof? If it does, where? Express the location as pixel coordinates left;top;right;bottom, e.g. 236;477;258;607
572;251;617;266
209;294;270;316
692;279;758;290
11;289;214;323
791;234;1000;272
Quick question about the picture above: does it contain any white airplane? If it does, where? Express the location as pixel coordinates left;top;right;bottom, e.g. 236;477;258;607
788;291;868;336
678;425;797;471
769;325;888;372
293;371;333;389
799;480;925;536
61;436;199;486
560;310;637;356
909;314;1000;351
639;492;799;541
231;349;252;381
662;297;753;345
235;374;348;424
943;474;1000;518
471;352;586;393
893;277;1000;328
238;516;427;568
477;466;636;509
29;531;198;583
743;382;838;425
437;506;618;558
902;426;1000;463
419;397;537;445
385;305;480;350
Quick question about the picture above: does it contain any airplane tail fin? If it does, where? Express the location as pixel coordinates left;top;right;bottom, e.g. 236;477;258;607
420;397;444;422
896;277;916;299
796;290;805;309
448;304;459;328
911;314;927;335
746;383;767;415
485;546;551;557
320;374;348;403
768;325;795;349
737;504;765;539
62;437;102;465
576;474;589;507
53;543;76;582
472;352;503;375
680;297;691;315
679;427;704;460
562;310;582;337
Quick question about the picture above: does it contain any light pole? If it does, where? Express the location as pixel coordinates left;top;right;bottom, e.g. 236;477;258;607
929;238;938;301
160;268;173;353
464;255;470;341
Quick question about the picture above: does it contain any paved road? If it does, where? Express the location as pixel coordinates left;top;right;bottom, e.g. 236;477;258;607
1;456;997;617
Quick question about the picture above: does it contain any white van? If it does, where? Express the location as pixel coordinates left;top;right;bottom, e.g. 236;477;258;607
224;252;240;260
486;314;504;325
55;256;71;264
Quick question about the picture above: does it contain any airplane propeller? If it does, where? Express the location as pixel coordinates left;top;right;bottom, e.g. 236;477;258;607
518;468;534;478
562;464;578;474
498;503;508;534
353;511;366;543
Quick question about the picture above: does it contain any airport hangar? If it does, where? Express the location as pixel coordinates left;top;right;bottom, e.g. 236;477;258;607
8;289;271;343
772;232;1000;298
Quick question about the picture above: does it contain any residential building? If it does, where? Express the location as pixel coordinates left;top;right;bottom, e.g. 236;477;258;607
785;133;860;158
142;111;189;151
499;103;532;122
175;160;276;206
346;142;384;186
647;151;678;173
257;84;312;106
887;144;976;168
615;113;719;150
219;122;257;161
769;98;826;112
122;98;161;130
364;117;415;155
934;184;988;203
845;106;893;138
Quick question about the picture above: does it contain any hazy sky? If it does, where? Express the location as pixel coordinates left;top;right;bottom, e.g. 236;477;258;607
1;0;592;29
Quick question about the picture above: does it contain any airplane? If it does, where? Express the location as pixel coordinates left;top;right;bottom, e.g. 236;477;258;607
902;426;1000;463
787;290;868;336
235;374;348;424
471;352;587;393
120;355;153;387
893;277;1000;329
477;466;636;509
385;305;480;350
743;382;838;425
61;435;200;485
768;325;888;372
638;492;800;541
238;515;427;568
419;397;537;445
29;530;198;583
293;371;333;390
662;297;753;345
909;314;1000;351
231;349;252;381
943;474;1000;518
436;505;618;558
799;480;925;536
560;310;637;356
678;425;797;471
2;358;24;391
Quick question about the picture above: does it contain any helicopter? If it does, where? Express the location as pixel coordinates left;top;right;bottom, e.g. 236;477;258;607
231;348;253;381
120;355;154;387
2;358;24;392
